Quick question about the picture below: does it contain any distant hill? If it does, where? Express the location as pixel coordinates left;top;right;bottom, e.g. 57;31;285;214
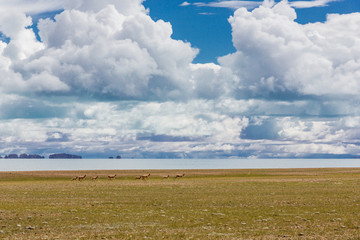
49;153;82;159
2;154;45;159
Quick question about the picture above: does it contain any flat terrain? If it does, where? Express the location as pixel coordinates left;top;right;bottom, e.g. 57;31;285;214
1;168;360;239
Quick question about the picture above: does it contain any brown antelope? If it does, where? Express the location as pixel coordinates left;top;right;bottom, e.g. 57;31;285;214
108;174;117;180
140;173;150;180
78;174;86;181
175;173;185;179
72;176;78;181
163;175;170;179
135;176;141;180
92;176;98;180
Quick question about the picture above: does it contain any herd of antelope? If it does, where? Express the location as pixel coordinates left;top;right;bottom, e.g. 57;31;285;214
71;173;185;181
135;173;185;180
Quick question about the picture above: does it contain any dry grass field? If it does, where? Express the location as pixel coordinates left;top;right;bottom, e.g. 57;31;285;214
1;168;360;239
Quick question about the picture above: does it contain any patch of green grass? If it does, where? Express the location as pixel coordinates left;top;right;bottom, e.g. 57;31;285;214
1;169;360;239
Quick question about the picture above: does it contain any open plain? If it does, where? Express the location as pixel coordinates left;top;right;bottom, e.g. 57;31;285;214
1;168;360;239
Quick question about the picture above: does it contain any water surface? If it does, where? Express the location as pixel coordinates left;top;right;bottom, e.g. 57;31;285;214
1;158;360;171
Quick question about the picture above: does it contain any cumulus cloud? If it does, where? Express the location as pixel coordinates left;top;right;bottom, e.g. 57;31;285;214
219;1;360;99
0;9;68;94
0;0;199;100
0;11;44;60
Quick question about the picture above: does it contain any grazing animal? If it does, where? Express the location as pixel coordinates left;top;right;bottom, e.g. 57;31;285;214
108;174;117;180
78;174;87;181
175;173;185;179
140;173;150;180
92;176;98;180
163;175;170;179
135;176;141;180
72;176;78;181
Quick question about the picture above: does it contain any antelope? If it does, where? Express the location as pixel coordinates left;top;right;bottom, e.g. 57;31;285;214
163;175;170;179
72;176;78;181
78;174;86;181
108;174;117;180
175;173;185;179
140;173;150;180
92;176;98;180
135;176;141;180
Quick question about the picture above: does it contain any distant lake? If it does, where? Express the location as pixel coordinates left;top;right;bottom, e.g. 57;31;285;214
1;158;360;172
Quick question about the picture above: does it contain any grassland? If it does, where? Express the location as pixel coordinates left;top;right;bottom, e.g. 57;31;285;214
1;168;360;239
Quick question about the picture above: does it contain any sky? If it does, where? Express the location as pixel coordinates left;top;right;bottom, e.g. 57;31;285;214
0;0;360;159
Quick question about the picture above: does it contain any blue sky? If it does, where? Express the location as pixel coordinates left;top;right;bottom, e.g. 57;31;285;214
144;0;236;63
0;0;360;159
143;0;360;63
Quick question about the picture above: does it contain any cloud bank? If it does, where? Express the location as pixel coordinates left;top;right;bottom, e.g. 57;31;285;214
0;0;359;158
0;0;63;14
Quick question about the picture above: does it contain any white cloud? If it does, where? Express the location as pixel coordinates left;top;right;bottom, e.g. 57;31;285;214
218;1;360;98
0;1;199;100
193;0;339;10
194;1;262;10
180;1;191;7
34;3;198;100
190;63;238;99
0;11;44;60
290;0;339;9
